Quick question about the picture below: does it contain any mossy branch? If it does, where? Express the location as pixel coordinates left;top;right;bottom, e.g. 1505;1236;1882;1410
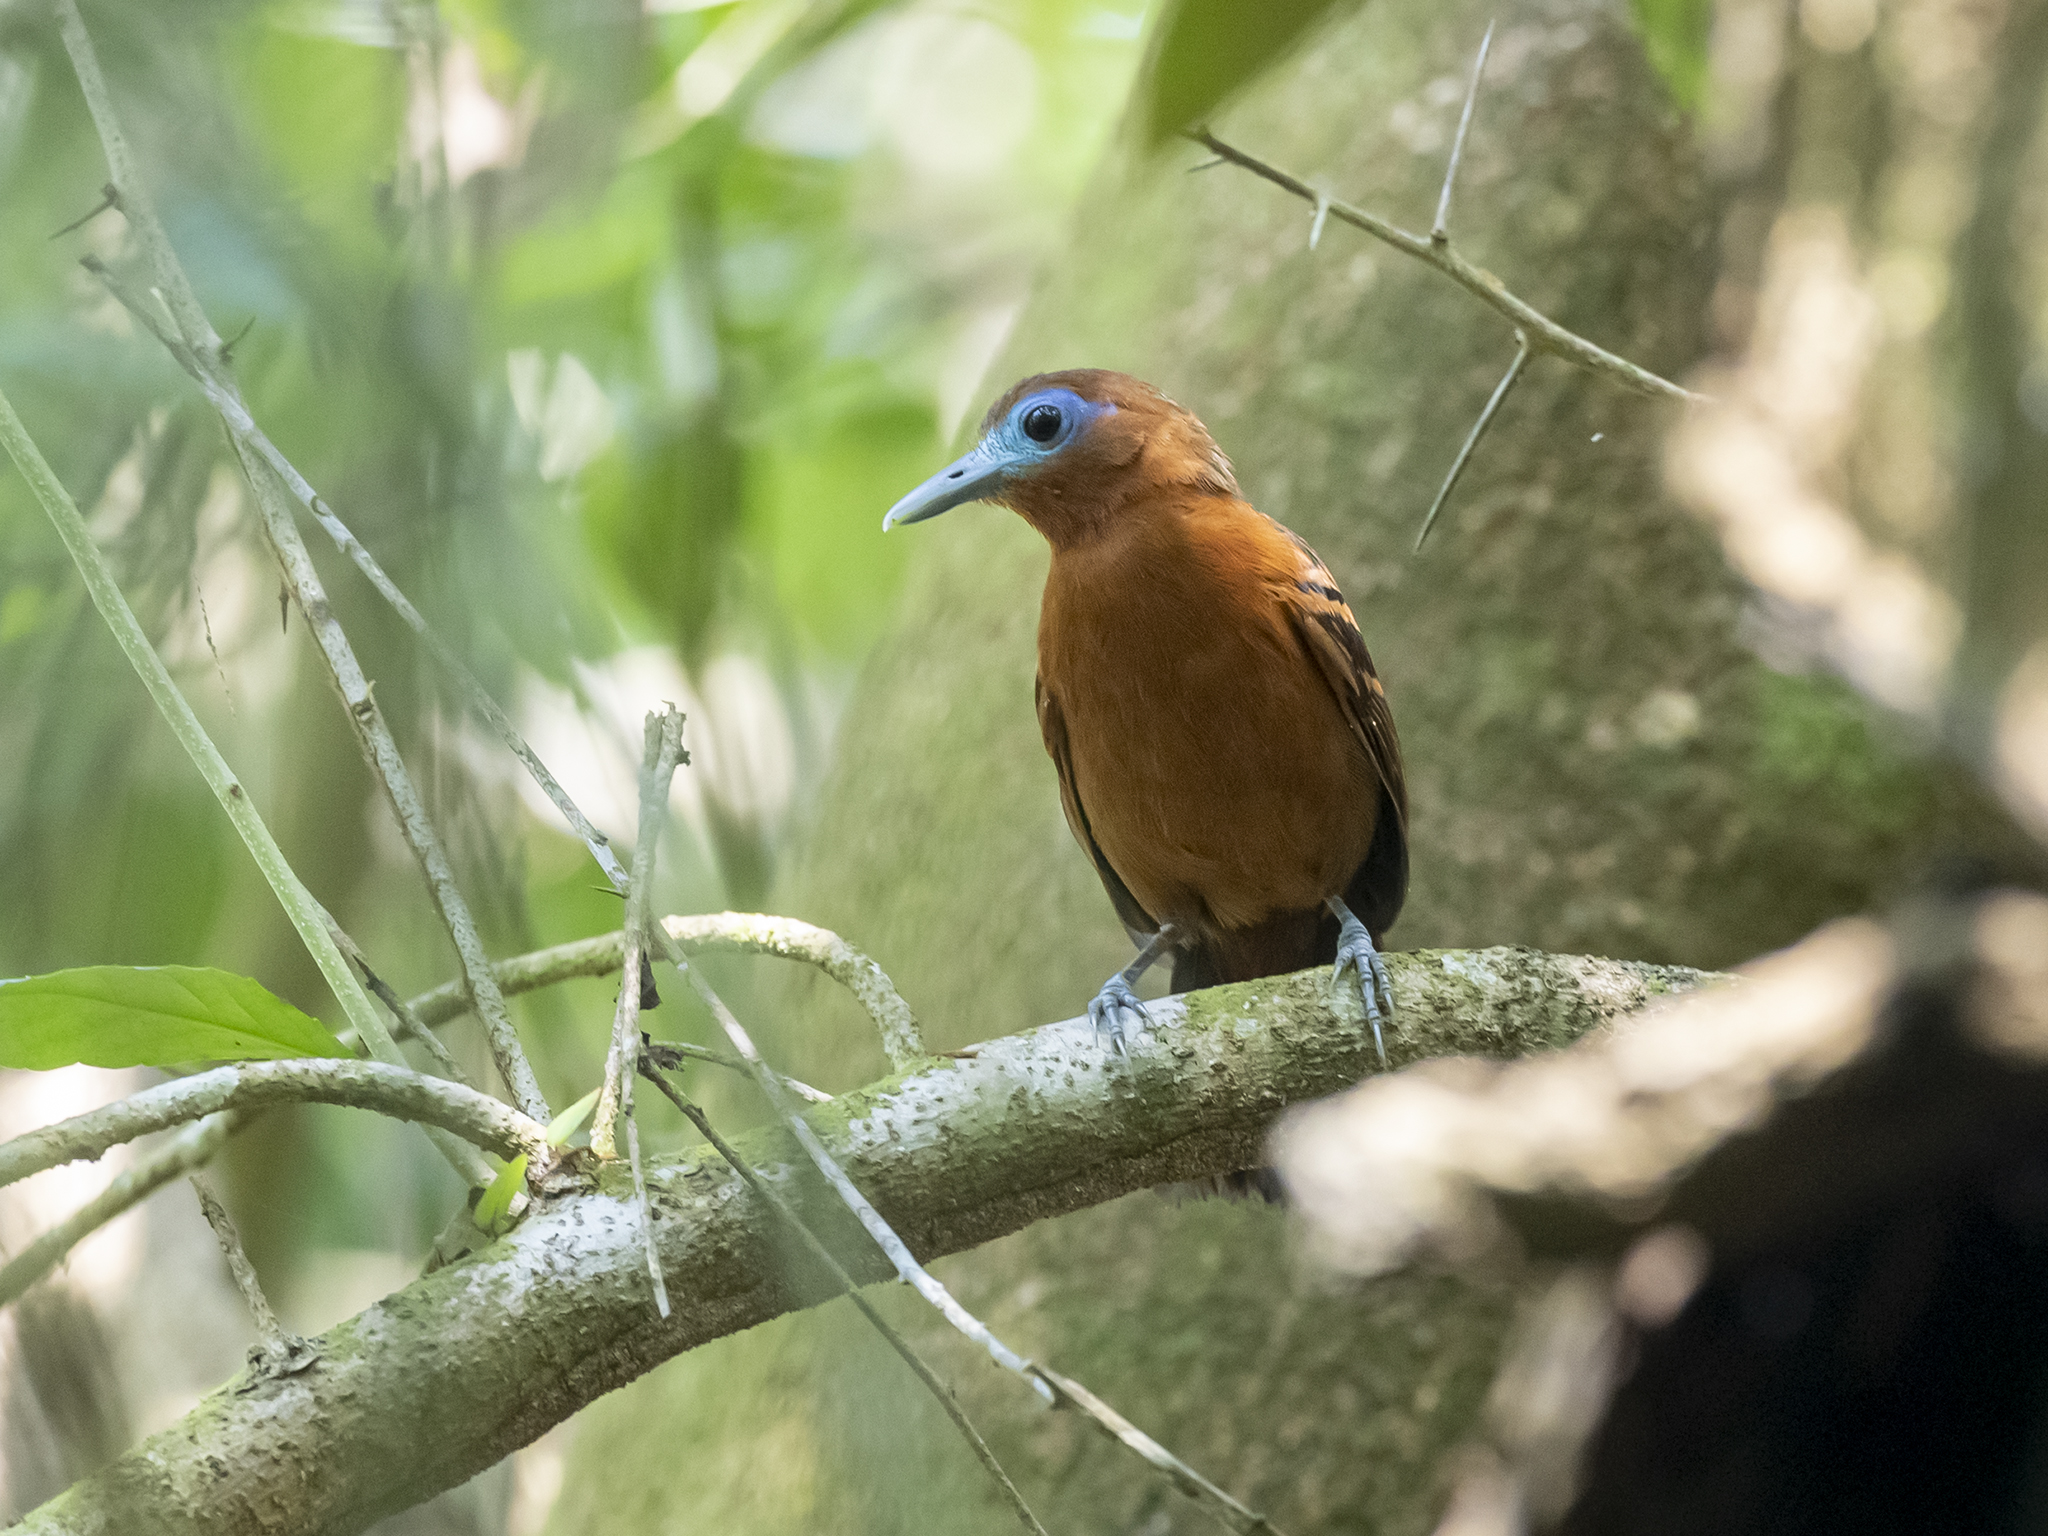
18;947;1714;1536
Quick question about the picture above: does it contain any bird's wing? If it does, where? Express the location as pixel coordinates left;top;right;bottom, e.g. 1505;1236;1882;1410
1276;532;1407;825
1036;674;1160;941
1277;529;1410;936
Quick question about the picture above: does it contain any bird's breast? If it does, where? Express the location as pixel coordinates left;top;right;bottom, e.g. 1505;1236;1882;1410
1039;517;1377;932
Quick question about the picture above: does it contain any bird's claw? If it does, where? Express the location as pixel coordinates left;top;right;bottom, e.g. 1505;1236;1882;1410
1087;974;1150;1057
1331;914;1393;1068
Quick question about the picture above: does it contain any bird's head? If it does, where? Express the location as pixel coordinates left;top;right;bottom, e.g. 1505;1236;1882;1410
882;369;1238;548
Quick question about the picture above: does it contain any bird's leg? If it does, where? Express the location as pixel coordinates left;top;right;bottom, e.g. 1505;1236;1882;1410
1326;896;1392;1068
1088;923;1179;1057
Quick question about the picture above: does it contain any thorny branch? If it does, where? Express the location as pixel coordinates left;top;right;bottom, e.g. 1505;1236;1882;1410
55;2;549;1126
638;1065;1052;1536
1189;128;1698;405
1190;24;1698;548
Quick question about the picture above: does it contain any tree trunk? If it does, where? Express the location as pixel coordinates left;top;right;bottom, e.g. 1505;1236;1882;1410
548;0;1980;1531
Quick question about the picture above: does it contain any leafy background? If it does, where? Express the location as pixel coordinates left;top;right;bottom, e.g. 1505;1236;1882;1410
0;0;1774;1528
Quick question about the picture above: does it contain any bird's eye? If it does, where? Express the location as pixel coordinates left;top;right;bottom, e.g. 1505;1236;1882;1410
1021;402;1063;443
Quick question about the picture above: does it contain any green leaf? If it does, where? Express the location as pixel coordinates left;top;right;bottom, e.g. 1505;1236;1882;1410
474;1154;529;1238
1628;0;1714;112
1138;0;1364;147
546;1087;603;1148
0;965;352;1069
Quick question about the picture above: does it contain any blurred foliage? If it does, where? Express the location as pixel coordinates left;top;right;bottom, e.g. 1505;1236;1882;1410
1137;0;1361;144
1627;0;1713;111
0;0;1145;1292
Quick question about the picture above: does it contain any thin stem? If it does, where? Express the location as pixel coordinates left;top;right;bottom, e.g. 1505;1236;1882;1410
639;1066;1052;1536
1029;1365;1282;1536
1191;130;1702;405
54;2;219;354
0;1059;546;1190
76;259;628;892
643;1039;833;1103
653;936;1054;1401
597;709;685;1321
1433;20;1496;243
192;1177;283;1342
56;8;548;1125
1414;331;1532;551
321;910;474;1086
0;1113;239;1310
408;912;924;1070
191;1176;315;1375
0;384;488;1191
595;711;685;1158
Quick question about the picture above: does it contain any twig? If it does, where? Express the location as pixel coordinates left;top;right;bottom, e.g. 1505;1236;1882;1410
595;711;685;1159
1029;1364;1283;1536
1433;21;1495;243
408;912;925;1070
0;1113;240;1310
49;182;116;240
55;7;549;1125
1414;330;1531;551
0;1059;546;1190
638;1065;1051;1536
321;911;474;1085
597;709;685;1320
654;939;1054;1400
1307;190;1331;251
76;257;630;894
0;381;492;1192
644;970;1292;1536
1190;129;1702;405
191;1177;317;1378
643;1039;833;1103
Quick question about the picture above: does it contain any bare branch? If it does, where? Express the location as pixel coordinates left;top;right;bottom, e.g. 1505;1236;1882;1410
595;709;686;1321
1415;330;1532;551
1433;20;1496;243
74;258;629;894
0;1060;547;1190
409;912;925;1070
191;1177;317;1379
1190;130;1702;405
0;1113;239;1311
1030;1363;1283;1536
655;933;1054;1399
0;379;488;1191
55;9;549;1124
639;1066;1051;1536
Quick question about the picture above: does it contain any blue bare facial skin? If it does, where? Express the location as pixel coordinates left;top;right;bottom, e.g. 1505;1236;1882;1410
881;389;1118;529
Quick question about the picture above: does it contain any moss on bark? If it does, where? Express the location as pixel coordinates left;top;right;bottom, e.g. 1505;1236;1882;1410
551;1;1990;1532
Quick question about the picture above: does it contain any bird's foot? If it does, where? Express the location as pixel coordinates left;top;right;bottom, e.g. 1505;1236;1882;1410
1087;973;1150;1057
1330;907;1393;1068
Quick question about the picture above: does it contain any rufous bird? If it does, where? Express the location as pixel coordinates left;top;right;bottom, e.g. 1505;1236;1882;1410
883;369;1406;1062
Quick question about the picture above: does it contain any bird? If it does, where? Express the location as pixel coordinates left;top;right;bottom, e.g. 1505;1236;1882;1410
882;368;1407;1071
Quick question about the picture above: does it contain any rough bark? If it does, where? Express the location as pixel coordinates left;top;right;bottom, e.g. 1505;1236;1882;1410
15;951;1705;1536
546;1;1991;1532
